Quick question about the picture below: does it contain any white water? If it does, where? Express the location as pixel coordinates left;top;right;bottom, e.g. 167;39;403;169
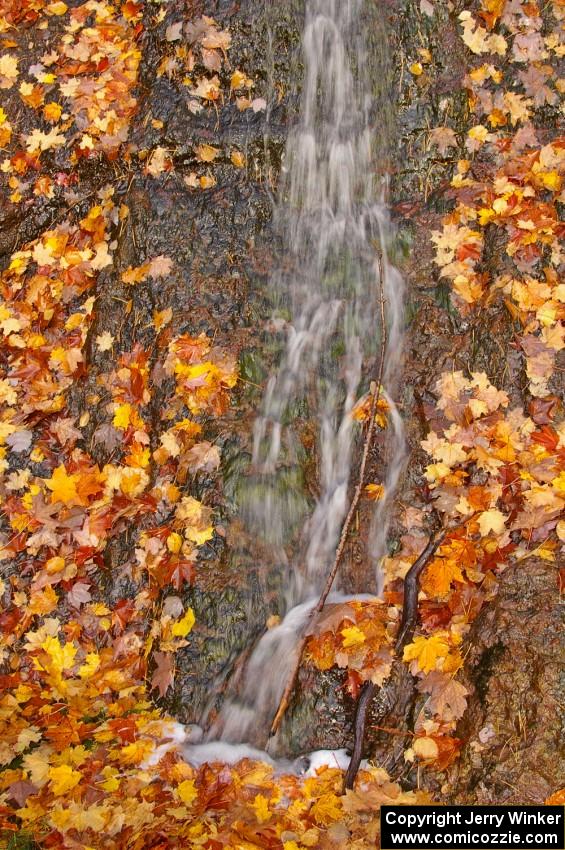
140;718;354;775
197;0;405;758
207;599;315;743
206;592;380;746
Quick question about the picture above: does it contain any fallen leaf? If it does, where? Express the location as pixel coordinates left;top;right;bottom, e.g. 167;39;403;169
478;508;506;536
403;633;451;673
195;143;219;163
151;651;175;697
95;332;114;352
171;608;195;638
48;765;82;796
413;736;440;761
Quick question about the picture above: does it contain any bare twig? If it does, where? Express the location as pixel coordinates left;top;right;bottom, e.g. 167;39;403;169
344;519;474;790
343;528;446;789
269;260;387;738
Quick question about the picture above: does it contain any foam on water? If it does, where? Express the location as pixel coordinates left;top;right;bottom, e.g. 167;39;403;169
151;719;362;777
182;739;354;777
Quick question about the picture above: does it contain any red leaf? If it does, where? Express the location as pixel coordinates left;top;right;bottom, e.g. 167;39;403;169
344;669;363;700
154;557;195;591
112;599;137;634
531;426;559;451
528;396;559;425
108;716;137;744
430;734;463;770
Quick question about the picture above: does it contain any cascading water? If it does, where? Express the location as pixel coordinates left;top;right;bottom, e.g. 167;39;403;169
203;0;405;751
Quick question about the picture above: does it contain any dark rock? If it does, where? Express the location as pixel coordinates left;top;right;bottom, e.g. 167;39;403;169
447;558;564;804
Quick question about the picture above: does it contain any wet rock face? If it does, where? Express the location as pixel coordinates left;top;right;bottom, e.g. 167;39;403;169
275;665;353;757
137;0;305;724
448;558;564;804
164;568;275;725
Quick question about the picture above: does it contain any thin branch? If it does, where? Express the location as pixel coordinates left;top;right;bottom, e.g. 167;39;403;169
343;529;445;789
269;260;387;739
344;519;473;790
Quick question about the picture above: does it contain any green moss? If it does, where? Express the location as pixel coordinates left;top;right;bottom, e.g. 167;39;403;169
239;350;266;385
5;834;40;850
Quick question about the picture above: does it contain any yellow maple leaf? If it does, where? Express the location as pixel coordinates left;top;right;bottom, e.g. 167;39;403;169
341;625;366;648
119;467;149;498
459;14;490;55
113;403;132;430
95;331;114;352
171;608;195;638
230;70;249;90
40;635;77;673
251;793;271;823
403;633;450;673
310;792;343;825
413;736;440;761
118;739;155;765
365;483;385;500
176;495;206;523
537;170;562;192
421;557;464;599
78;652;100;678
532;540;556;562
552;471;565;496
15;727;42;753
154;307;173;331
442;648;463;674
192;75;220;101
23;750;50;785
100;766;120;792
468;124;489;144
45;464;79;505
48;0;68;12
48;764;82;795
488;33;507;55
185;524;214;546
0;54;19;87
121;263;150;285
424;462;451;485
43;101;62;122
51;801;107;832
201;173;218;190
177;779;197;805
231;150;246;168
166;532;183;553
28;585;58;616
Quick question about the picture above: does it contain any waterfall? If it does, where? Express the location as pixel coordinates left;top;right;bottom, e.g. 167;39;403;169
204;0;405;748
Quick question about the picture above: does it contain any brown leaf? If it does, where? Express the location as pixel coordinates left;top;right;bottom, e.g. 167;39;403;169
50;417;82;447
151;651;175;697
201;48;222;72
7;781;37;806
518;65;557;108
417;670;468;720
6;430;33;452
308;603;357;636
148;255;173;278
165;21;183;42
185;441;221;473
67;581;92;609
429;126;457;156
